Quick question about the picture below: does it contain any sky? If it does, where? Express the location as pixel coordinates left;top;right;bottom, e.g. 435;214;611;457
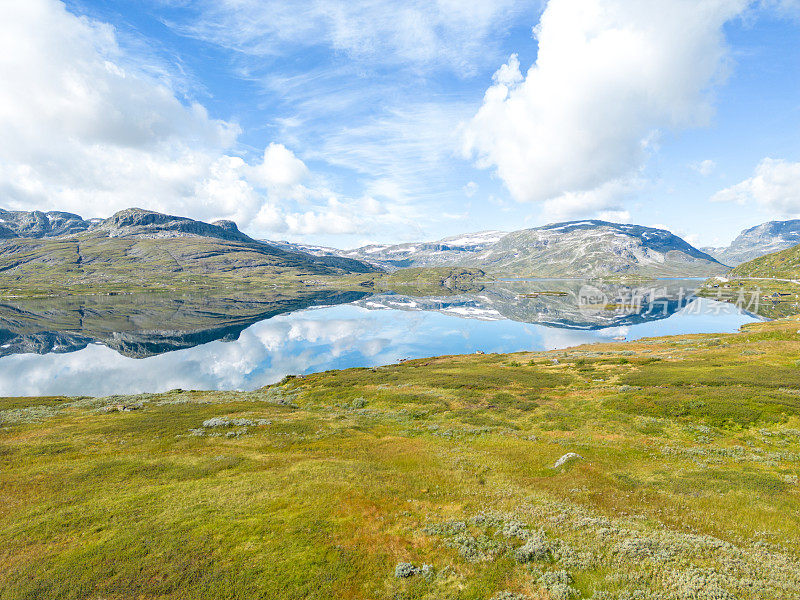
0;0;799;249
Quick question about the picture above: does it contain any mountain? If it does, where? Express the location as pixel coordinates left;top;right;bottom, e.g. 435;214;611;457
459;221;726;277
318;221;725;278
268;240;352;259
0;209;94;238
340;231;508;268
273;231;507;269
703;220;800;266
0;210;728;291
0;208;379;292
93;208;258;243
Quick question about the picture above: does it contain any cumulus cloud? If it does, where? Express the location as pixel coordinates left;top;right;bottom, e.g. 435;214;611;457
462;0;750;207
248;143;309;190
0;1;236;215
711;158;800;214
541;179;639;223
0;0;414;241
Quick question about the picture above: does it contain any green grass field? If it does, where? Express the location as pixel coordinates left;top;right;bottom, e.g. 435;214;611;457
2;318;800;599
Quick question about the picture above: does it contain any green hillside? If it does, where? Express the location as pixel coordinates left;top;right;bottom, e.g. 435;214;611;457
728;241;800;279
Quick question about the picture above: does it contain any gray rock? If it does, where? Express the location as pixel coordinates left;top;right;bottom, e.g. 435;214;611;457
553;452;583;469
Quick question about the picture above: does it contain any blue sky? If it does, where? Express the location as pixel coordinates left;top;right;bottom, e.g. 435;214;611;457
1;1;799;248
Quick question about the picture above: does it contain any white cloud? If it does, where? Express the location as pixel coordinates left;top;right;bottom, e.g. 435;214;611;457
248;143;309;189
541;179;640;223
464;182;479;197
182;0;534;74
691;159;717;176
492;53;524;86
171;2;547;244
462;0;749;207
0;0;415;241
710;158;800;214
759;0;800;15
683;233;701;245
307;102;473;188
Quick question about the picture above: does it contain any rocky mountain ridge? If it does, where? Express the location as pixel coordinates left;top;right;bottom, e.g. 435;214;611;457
0;208;380;287
0;209;95;238
703;220;800;266
0;209;731;281
282;220;727;278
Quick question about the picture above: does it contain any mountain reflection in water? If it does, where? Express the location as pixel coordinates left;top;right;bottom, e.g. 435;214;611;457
0;280;761;396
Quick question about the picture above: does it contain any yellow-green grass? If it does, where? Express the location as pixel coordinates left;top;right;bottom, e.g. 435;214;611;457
3;319;800;598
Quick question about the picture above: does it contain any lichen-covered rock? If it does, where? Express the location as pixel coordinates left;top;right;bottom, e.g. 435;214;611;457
553;452;583;469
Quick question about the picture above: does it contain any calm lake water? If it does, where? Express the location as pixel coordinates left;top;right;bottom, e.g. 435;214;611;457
0;279;761;396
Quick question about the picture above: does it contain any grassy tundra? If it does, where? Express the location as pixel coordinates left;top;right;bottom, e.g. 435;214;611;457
2;318;800;599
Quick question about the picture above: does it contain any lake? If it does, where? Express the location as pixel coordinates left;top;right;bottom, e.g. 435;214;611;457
0;279;761;396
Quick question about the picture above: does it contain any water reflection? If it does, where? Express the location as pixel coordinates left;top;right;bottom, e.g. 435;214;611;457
0;289;370;358
0;280;761;396
354;279;720;330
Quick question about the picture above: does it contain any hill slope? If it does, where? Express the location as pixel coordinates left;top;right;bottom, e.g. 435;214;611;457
727;240;800;280
0;208;379;293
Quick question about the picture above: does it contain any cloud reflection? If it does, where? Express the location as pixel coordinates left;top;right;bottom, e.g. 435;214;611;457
0;299;759;397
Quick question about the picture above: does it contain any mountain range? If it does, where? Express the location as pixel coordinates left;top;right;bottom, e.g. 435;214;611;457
726;238;800;281
0;208;378;294
4;208;800;288
280;220;728;278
